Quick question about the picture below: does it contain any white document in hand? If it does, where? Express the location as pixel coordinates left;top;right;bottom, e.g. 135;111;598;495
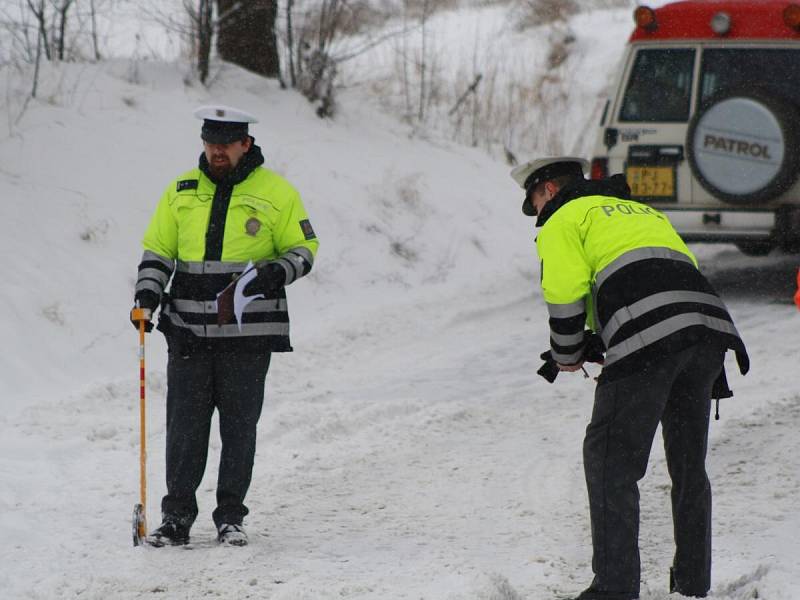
233;261;265;331
216;261;264;332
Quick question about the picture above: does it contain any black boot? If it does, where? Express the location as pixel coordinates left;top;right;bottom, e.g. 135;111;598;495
146;520;190;547
571;588;639;600
670;568;708;598
217;522;248;546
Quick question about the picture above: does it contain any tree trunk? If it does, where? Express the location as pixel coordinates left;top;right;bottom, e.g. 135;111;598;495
32;19;43;97
286;0;295;87
216;0;280;79
89;0;101;60
197;0;213;84
57;0;75;61
27;0;51;61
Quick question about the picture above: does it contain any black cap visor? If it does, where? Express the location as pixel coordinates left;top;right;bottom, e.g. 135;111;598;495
201;120;249;144
522;195;536;216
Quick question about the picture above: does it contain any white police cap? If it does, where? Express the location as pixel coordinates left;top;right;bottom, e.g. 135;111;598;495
193;105;259;124
511;156;589;217
193;105;258;143
510;156;589;190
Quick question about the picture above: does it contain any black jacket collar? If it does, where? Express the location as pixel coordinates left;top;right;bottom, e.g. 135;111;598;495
536;174;631;227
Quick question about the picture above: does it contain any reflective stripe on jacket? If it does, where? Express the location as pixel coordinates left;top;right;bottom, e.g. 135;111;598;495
536;179;748;381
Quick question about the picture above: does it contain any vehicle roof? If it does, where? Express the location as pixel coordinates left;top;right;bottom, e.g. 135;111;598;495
629;0;800;41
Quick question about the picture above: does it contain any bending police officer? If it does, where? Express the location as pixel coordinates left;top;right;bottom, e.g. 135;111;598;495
510;157;748;600
130;105;318;547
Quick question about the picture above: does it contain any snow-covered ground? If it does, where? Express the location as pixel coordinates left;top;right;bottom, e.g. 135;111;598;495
1;5;799;600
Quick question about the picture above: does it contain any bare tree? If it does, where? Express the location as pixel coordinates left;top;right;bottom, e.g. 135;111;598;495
1;1;35;62
393;0;438;123
31;2;44;97
292;0;343;116
26;0;51;60
401;3;411;116
290;0;399;117
417;0;430;121
55;0;75;60
286;0;296;86
14;0;105;63
88;0;100;60
196;0;213;83
147;0;215;83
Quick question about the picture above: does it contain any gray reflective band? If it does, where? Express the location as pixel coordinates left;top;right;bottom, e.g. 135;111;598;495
205;322;290;337
552;348;584;364
601;291;728;346
550;330;585;347
176;260;249;274
277;247;315;285
172;298;287;313
135;279;163;295
137;267;170;287
164;306;289;337
142;250;175;270
288;246;314;266
604;313;740;367
595;247;695;291
547;300;586;319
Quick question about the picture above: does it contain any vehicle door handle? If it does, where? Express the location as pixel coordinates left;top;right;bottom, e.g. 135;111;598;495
703;213;721;225
604;128;618;150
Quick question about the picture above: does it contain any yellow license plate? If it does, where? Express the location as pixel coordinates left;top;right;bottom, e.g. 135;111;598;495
626;166;674;197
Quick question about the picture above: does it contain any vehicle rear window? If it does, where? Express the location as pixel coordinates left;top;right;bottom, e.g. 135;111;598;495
619;48;695;122
699;49;800;106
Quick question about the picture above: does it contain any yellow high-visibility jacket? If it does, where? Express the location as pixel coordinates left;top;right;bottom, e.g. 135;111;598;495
134;145;318;352
536;176;747;381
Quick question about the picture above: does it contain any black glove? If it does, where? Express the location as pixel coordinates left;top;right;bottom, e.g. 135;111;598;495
130;291;158;332
582;332;605;364
243;262;286;295
537;350;560;383
536;331;606;383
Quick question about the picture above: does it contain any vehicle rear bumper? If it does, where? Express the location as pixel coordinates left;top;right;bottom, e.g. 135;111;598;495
661;208;779;242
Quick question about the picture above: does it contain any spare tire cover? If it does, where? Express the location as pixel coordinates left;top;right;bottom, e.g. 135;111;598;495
686;90;800;204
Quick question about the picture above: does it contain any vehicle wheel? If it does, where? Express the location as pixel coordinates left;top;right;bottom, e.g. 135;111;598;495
686;88;800;205
735;241;774;256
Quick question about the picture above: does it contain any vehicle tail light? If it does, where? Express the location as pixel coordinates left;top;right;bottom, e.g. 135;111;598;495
784;4;800;31
590;158;608;180
634;6;657;31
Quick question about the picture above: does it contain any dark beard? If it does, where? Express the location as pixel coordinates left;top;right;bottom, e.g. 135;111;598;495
208;162;233;179
198;140;264;186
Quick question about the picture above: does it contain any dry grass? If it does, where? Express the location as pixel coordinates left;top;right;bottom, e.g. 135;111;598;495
516;0;580;29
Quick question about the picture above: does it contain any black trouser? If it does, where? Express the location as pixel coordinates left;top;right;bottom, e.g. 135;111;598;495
581;341;724;600
161;343;271;529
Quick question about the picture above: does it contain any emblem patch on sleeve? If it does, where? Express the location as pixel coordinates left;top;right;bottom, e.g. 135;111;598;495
176;179;198;192
299;219;316;240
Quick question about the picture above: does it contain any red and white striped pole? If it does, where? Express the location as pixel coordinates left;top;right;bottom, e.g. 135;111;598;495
131;306;149;544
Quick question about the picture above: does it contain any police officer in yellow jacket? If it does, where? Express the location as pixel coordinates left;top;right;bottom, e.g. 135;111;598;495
130;105;318;547
511;157;748;600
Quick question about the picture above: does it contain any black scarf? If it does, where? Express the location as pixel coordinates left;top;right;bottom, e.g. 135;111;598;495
199;138;265;260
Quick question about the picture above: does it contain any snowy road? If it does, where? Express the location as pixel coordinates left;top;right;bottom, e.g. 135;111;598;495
2;247;798;600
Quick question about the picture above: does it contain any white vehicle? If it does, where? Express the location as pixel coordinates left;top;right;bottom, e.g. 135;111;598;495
589;0;800;255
